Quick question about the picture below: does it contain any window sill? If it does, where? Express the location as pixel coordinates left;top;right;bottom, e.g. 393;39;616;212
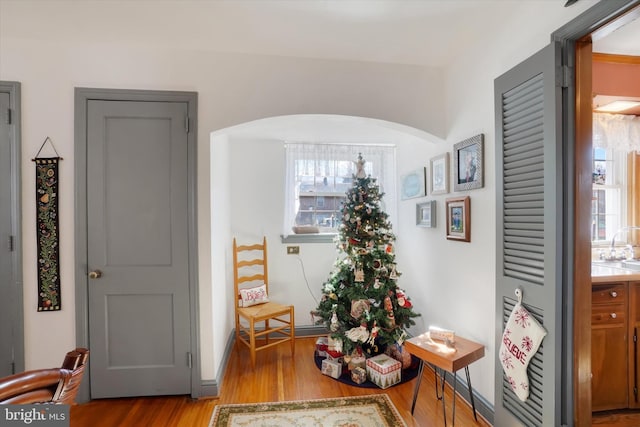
280;233;336;244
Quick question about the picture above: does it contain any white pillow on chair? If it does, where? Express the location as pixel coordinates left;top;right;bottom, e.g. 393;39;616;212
239;284;269;307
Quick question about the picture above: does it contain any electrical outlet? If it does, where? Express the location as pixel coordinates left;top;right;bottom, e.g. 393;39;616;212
287;246;300;255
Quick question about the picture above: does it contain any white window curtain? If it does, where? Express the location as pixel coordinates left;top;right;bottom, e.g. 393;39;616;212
593;113;640;152
283;142;396;237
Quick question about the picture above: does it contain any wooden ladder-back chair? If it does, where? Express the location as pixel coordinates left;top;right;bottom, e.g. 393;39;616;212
0;348;89;405
233;237;295;368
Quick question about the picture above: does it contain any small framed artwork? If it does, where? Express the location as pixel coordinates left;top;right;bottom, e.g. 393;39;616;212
453;134;484;191
400;167;426;200
429;153;449;195
445;196;470;242
416;200;435;228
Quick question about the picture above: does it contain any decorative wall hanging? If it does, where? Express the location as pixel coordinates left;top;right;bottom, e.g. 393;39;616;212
400;167;426;200
32;137;63;311
453;134;484;191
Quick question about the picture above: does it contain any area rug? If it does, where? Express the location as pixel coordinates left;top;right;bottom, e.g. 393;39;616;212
209;394;407;427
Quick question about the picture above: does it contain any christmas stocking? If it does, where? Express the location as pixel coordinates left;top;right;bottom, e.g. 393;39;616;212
499;301;547;401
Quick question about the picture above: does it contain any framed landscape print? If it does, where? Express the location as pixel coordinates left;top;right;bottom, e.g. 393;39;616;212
453;134;484;191
429;153;449;195
445;196;470;242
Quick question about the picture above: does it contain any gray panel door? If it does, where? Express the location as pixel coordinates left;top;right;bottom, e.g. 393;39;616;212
494;42;563;426
0;82;22;378
87;100;191;398
0;92;13;377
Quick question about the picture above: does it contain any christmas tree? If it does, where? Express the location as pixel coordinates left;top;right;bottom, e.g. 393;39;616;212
314;154;420;358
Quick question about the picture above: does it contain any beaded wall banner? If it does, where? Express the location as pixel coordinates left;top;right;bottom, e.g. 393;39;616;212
35;157;61;311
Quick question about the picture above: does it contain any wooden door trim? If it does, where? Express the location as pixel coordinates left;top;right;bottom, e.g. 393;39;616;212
74;88;200;402
552;1;640;424
574;38;593;426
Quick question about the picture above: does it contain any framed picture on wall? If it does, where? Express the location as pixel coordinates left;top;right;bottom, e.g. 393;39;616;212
453;134;484;191
416;200;435;228
445;196;470;242
400;167;426;200
429;153;449;195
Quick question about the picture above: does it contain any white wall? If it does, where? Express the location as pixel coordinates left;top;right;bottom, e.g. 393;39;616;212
398;0;601;404
0;6;445;385
0;0;598;405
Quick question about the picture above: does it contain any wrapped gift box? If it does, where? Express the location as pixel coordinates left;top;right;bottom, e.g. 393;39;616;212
315;337;328;357
326;349;344;363
321;358;342;379
386;345;413;369
366;354;401;389
351;366;367;384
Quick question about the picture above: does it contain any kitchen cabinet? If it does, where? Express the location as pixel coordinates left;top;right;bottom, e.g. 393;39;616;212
592;282;628;411
630;282;640;408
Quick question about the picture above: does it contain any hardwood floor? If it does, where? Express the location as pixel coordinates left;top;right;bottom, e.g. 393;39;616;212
71;337;491;426
592;409;640;426
70;336;640;426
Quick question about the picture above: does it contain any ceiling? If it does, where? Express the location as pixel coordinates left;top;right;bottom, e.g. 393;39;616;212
592;10;640;115
202;0;638;139
1;0;601;68
3;1;637;68
8;0;635;137
593;11;640;56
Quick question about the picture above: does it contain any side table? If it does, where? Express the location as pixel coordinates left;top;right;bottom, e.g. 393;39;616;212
404;332;485;426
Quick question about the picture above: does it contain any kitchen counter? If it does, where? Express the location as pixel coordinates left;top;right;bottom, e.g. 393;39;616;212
592;263;640;282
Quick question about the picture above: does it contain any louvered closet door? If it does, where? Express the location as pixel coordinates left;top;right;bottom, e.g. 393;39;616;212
494;42;563;426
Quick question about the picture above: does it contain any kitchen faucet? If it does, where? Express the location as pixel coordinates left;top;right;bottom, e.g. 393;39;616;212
607;226;640;260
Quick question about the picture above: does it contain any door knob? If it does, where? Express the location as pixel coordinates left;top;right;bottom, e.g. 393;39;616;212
88;270;102;279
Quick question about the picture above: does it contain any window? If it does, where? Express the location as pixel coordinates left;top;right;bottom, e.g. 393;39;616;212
283;143;396;239
591;146;627;244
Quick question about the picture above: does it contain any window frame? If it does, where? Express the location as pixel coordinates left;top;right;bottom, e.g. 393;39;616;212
281;142;396;243
591;147;628;247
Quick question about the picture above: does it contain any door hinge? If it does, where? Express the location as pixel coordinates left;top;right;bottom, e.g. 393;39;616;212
634;333;637;343
6;108;11;125
8;235;14;252
185;116;190;134
187;352;192;369
11;361;15;375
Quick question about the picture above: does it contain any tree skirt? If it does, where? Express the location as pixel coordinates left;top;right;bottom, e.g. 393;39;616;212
314;353;420;388
210;394;407;427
